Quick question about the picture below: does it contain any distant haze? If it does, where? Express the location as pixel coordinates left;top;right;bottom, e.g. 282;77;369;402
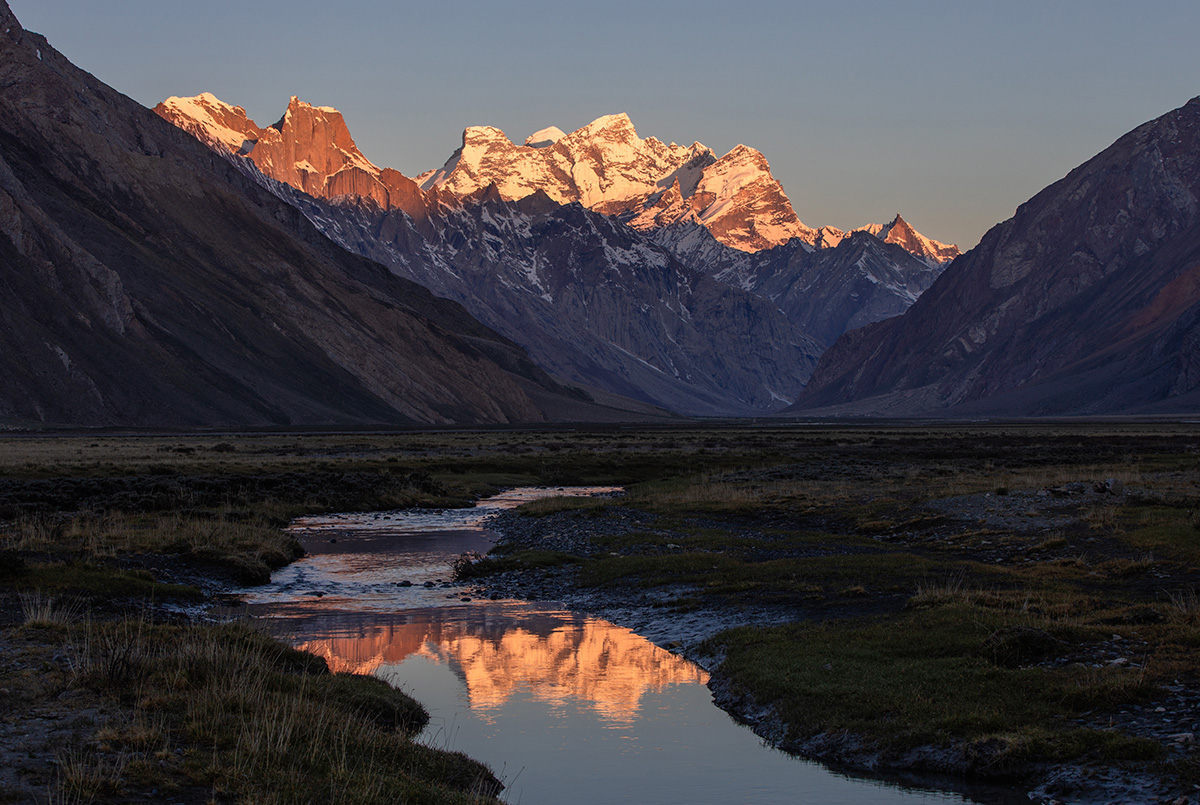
12;0;1200;250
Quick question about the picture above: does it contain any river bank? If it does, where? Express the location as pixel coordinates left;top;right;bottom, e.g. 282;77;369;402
0;521;502;803
463;480;1200;805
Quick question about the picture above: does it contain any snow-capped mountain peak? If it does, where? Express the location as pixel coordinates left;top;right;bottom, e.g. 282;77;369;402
854;214;960;266
417;112;716;217
525;126;566;147
157;92;259;153
415;113;816;252
158;94;959;263
808;214;959;267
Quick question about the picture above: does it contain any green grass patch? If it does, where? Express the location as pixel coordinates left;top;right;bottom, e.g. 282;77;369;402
453;549;580;579
517;495;615;517
575;549;966;602
1118;503;1200;562
5;511;304;585
706;603;1160;768
12;563;202;600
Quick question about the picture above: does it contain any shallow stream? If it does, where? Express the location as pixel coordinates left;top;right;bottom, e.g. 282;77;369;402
227;487;995;804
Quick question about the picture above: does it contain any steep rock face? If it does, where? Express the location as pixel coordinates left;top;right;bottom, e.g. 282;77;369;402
792;97;1200;416
863;215;961;266
246;178;823;415
0;1;575;428
625;144;816;252
156;94;426;218
423;197;822;414
756;232;943;347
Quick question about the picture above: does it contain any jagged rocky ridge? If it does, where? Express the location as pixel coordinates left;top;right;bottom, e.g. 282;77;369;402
156;95;955;414
0;2;610;428
792;96;1200;416
647;220;944;348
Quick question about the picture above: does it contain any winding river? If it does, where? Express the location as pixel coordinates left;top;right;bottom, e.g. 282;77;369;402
226;487;1006;804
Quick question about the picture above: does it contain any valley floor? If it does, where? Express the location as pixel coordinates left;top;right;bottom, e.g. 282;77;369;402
1;423;1198;804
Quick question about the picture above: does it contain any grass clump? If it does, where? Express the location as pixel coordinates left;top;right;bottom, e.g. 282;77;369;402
16;563;202;601
517;495;614;517
452;549;579;580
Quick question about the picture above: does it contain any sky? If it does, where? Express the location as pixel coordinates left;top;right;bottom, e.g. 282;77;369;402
9;0;1200;250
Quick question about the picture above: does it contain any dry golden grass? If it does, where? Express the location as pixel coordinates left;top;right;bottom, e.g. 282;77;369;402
57;617;499;804
19;591;82;626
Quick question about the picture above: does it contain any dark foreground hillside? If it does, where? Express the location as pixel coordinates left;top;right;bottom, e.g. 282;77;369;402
792;96;1200;417
0;0;595;428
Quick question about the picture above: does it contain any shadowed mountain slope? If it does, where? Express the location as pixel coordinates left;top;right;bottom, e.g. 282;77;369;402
157;96;827;415
0;1;596;428
791;97;1200;416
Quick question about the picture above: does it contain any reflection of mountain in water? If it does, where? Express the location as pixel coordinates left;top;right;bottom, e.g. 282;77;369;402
294;606;708;725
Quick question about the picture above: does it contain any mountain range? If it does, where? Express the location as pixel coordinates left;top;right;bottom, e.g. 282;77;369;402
6;0;1196;426
154;93;954;414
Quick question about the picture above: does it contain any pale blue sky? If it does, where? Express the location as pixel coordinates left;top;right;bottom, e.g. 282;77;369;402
11;0;1200;249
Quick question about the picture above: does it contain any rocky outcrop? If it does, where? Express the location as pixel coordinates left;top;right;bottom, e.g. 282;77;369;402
156;94;426;218
791;96;1200;416
0;1;593;428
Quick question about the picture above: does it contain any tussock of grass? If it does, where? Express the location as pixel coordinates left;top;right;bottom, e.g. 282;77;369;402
1169;587;1200;624
53;745;130;804
908;570;971;608
19;591;83;626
